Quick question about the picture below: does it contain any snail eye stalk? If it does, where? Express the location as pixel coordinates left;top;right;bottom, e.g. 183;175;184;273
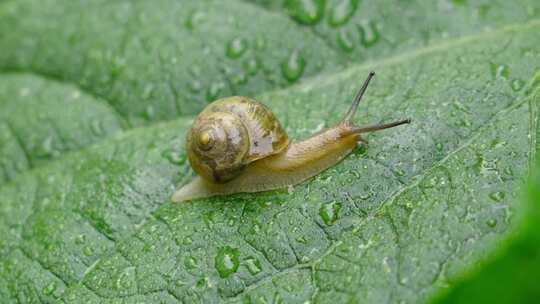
342;71;376;125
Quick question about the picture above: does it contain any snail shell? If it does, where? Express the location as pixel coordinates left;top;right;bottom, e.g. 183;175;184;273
186;96;289;183
173;72;411;202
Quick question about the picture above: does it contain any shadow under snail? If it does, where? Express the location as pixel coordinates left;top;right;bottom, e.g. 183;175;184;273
172;72;411;202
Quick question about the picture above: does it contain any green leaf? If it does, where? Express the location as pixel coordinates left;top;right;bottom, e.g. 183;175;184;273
0;74;124;185
429;157;540;304
0;0;340;125
247;0;540;61
2;0;539;182
1;0;540;303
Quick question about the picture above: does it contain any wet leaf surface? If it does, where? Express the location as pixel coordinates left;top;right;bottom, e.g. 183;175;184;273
0;0;539;303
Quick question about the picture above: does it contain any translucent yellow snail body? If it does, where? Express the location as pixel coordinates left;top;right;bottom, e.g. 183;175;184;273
172;72;410;202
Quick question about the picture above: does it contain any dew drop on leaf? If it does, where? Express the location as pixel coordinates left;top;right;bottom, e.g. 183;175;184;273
490;62;510;79
215;246;240;278
243;58;260;76
489;191;505;202
251;223;261;234
328;0;358;27
231;71;248;86
359;21;380;47
42;281;57;295
189;80;203;93
281;50;306;82
254;36;266;50
486;218;497;227
244;257;262;275
354;141;367;155
185;11;205;30
162;149;186;166
358;190;373;200
185;256;198;270
206;82;226;101
338;28;356;52
183;236;193;245
74;234;86;245
144;105;155;120
37;136;55;158
285;0;325;25
511;78;525;91
319;200;342;225
116;267;135;290
226;37;248;59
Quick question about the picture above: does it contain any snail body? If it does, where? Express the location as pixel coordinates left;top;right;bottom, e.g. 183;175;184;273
172;72;410;202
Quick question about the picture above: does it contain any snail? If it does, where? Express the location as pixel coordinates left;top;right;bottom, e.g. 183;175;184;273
172;72;410;202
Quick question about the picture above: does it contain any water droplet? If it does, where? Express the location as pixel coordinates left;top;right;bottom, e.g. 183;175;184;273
244;257;262;275
144;105;155;120
285;0;325;25
328;0;358;27
117;267;134;290
231;71;248;86
185;11;205;30
226;38;248;59
183;236;193;245
287;185;294;194
337;28;356;52
490;63;510;79
296;236;307;244
486;218;497;228
319;200;342;225
37;136;55;158
353;142;367;155
489;191;505;202
185;256;198;270
189;80;203;93
75;234;86;245
358;21;380;47
358;191;372;200
196;276;212;289
243;58;260;76
215;246;240;278
42;282;57;295
511;79;525;91
162;149;186;166
251;223;261;234
83;246;94;256
254;36;267;50
206;82;226;101
282;50;306;82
